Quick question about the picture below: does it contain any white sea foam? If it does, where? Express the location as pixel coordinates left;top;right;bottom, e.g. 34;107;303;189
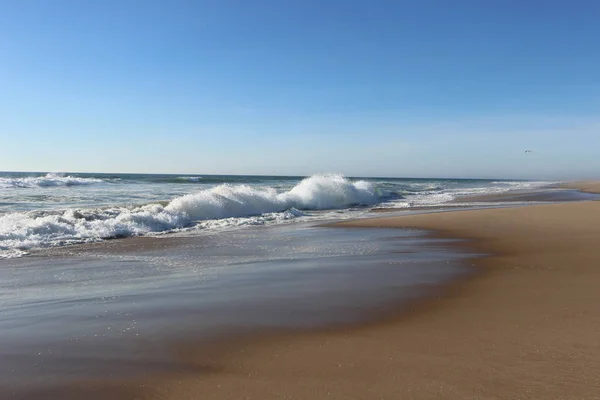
176;176;203;182
0;173;104;188
377;180;553;208
0;174;379;257
166;174;379;220
0;174;557;258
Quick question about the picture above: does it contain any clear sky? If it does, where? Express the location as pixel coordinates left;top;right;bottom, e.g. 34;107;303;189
1;0;599;179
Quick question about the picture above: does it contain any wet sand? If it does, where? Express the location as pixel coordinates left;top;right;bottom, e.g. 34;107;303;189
560;180;600;194
119;184;600;399
0;225;471;399
6;183;600;399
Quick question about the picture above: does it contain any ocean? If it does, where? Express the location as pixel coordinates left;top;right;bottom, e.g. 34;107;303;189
0;171;557;395
0;171;552;259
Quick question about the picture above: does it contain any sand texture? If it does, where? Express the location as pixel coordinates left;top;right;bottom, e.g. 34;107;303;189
560;181;600;194
9;182;600;400
117;197;599;400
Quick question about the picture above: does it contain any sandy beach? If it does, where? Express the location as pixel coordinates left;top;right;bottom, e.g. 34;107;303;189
113;184;600;400
5;1;600;398
5;184;600;400
560;181;600;194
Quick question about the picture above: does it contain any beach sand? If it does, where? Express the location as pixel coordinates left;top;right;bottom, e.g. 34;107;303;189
7;184;600;399
560;181;600;194
103;184;599;399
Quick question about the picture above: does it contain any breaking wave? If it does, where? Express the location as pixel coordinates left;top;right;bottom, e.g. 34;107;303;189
0;173;104;188
175;176;203;182
0;174;383;257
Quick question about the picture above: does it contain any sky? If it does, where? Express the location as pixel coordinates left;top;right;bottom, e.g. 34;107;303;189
1;0;599;179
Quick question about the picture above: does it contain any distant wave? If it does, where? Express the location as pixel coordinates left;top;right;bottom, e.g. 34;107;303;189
490;181;553;188
0;174;384;257
175;176;203;182
0;173;104;188
141;175;251;184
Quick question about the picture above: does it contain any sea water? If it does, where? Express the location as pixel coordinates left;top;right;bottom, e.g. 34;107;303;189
0;171;552;259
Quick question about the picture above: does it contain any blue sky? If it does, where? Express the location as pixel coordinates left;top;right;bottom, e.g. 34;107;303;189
1;0;599;179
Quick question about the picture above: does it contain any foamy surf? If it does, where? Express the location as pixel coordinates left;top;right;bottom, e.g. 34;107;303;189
0;172;105;188
175;176;203;182
0;172;557;258
0;174;383;257
166;174;380;220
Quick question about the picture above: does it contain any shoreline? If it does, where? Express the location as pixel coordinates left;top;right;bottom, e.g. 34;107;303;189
132;185;600;399
5;182;600;399
1;225;474;399
559;180;600;194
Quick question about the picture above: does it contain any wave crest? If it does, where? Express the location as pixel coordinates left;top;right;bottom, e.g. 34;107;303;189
0;174;382;257
0;173;104;188
166;174;378;219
